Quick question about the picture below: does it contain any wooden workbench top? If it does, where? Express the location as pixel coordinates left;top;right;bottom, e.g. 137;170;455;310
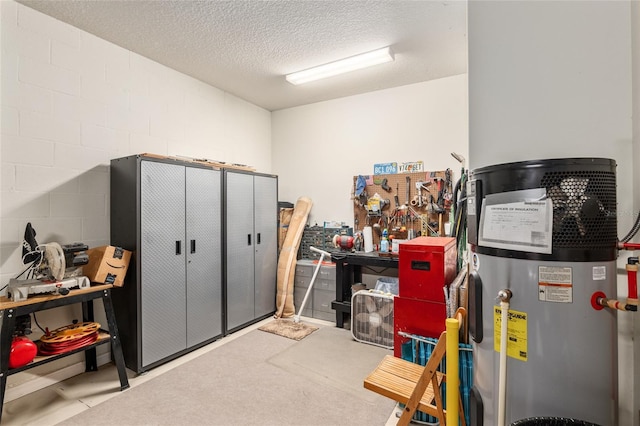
0;284;113;309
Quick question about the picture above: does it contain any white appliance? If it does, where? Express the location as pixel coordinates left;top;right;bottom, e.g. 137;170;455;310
467;158;618;426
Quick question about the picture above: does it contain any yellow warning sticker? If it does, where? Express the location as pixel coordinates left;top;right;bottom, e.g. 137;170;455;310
494;307;528;362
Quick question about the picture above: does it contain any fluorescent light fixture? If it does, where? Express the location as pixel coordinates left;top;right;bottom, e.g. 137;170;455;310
285;46;394;85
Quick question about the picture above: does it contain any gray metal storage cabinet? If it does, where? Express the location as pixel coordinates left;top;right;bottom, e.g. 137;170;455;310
110;154;223;373
294;259;336;322
224;170;278;333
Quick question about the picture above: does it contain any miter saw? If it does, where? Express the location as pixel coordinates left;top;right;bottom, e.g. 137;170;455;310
6;223;90;302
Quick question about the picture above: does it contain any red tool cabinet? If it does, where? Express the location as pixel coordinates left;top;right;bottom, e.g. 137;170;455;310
394;236;457;357
398;236;457;300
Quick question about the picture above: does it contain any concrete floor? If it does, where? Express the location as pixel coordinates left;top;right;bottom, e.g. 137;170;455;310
2;317;399;425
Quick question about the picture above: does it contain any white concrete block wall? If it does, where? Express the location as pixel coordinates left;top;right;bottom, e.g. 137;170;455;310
1;0;271;286
0;0;271;387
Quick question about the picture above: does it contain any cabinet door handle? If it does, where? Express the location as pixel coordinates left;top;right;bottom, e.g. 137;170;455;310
248;234;252;245
190;239;196;254
175;241;182;255
257;233;261;245
411;260;431;271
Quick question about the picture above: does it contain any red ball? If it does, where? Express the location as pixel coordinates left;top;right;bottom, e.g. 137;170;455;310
9;336;37;369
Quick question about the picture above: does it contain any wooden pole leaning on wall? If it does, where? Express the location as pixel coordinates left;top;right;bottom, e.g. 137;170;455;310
446;318;460;426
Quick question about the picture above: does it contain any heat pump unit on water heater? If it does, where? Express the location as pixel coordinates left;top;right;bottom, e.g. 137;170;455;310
467;158;625;426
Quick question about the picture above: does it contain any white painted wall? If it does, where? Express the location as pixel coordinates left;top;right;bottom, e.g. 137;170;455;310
0;0;270;390
468;1;637;424
631;0;640;420
272;74;469;228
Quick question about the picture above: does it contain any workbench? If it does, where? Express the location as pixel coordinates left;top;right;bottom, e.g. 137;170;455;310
330;252;399;328
0;284;130;420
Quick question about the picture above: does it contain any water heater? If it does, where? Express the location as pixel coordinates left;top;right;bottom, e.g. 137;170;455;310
467;158;618;425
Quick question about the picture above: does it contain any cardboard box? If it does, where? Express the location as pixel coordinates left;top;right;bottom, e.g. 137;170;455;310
84;245;132;287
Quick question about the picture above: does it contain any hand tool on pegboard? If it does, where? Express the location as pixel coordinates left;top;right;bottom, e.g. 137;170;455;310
427;194;442;214
434;177;446;236
405;175;411;225
412;180;432;208
373;176;392;192
415;181;424;207
434;177;445;209
394;183;400;207
443;168;453;209
415;206;438;236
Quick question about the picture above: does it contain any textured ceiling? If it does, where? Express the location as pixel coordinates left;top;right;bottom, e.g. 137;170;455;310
17;0;468;111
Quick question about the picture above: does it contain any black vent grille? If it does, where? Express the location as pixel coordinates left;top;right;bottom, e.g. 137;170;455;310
541;171;617;249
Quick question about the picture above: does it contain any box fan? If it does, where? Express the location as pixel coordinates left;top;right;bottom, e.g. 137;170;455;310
351;290;394;349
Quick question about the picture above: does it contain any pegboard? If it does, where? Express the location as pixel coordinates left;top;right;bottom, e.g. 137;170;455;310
352;169;454;243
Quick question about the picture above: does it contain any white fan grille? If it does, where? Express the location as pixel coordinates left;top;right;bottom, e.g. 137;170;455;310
351;290;394;349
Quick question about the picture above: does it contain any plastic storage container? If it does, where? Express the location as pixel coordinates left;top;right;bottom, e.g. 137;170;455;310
374;277;399;295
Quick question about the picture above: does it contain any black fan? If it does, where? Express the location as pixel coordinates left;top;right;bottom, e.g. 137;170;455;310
548;177;604;237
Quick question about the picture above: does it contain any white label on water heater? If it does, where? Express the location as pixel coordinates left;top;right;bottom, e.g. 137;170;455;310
478;191;553;254
592;266;606;280
538;266;573;303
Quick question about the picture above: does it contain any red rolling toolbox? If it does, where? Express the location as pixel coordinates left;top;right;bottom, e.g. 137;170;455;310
394;296;448;356
398;236;457;301
394;236;457;357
